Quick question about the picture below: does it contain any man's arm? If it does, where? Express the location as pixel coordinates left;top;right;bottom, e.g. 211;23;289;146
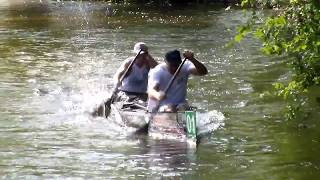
147;68;165;101
183;51;208;76
148;83;165;101
143;52;158;68
113;60;130;86
137;43;158;68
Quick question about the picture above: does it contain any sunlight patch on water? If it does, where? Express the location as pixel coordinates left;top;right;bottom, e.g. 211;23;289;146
233;100;248;108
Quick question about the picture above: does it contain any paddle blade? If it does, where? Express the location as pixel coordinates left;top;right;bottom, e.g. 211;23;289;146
91;104;104;117
97;105;105;117
90;97;111;118
104;98;112;118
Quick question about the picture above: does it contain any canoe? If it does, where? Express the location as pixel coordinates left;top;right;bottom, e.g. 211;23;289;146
148;112;197;147
111;102;149;133
111;102;198;147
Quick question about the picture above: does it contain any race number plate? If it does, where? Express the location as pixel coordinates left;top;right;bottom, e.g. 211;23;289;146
185;111;197;139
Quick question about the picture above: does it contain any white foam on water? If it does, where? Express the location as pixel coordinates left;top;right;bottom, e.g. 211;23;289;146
196;110;225;136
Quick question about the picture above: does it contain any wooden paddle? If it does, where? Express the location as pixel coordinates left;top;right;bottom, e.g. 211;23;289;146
152;57;188;113
93;49;143;117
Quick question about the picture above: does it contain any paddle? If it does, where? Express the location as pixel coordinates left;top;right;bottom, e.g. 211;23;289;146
152;57;188;113
93;49;143;117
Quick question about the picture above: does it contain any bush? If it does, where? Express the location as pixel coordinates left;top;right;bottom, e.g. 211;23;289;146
237;0;320;119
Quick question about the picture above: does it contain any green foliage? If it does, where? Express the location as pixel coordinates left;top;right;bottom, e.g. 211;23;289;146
235;24;250;42
237;0;320;119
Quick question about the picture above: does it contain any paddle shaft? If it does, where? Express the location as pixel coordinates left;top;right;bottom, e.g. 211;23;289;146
92;50;143;117
153;57;188;112
108;49;143;101
119;49;143;85
164;57;187;94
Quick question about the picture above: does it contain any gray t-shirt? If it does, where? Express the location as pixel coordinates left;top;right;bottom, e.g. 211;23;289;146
119;57;149;93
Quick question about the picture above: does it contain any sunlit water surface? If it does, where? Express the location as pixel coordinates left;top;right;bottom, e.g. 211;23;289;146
0;1;320;179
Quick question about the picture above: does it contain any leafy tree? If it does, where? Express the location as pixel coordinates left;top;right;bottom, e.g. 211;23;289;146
236;0;320;119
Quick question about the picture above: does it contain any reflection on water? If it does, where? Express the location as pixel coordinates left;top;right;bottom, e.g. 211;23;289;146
146;139;196;177
0;1;320;179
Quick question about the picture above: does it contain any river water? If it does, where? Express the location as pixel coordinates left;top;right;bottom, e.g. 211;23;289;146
0;1;320;179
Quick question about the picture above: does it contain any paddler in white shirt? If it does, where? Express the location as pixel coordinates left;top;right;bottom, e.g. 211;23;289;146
147;49;208;112
113;42;158;103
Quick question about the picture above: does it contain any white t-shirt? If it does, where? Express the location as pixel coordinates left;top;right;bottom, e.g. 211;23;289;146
119;57;149;93
147;61;195;111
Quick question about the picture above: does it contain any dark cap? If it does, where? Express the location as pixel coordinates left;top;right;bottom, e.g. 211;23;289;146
165;50;182;66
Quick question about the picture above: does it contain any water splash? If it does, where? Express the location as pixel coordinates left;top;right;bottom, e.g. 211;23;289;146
197;110;225;136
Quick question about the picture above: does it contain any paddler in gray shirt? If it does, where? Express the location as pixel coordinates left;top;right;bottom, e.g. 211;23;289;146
113;42;158;103
147;50;208;112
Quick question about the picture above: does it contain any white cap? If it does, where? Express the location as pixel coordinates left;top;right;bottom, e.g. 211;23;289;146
133;42;148;54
